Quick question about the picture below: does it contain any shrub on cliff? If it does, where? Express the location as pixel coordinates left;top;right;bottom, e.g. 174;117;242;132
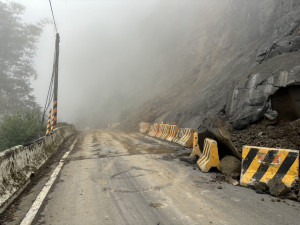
0;110;41;151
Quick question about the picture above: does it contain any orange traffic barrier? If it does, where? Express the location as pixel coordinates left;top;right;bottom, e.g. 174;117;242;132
177;128;195;147
155;124;164;138
190;131;202;157
148;123;160;137
153;123;160;136
176;128;189;144
160;124;171;139
197;138;221;172
166;125;179;142
174;128;185;143
148;124;156;136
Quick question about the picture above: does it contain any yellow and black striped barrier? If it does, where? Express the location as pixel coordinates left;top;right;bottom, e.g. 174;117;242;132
240;146;299;187
46;108;52;136
197;138;221;172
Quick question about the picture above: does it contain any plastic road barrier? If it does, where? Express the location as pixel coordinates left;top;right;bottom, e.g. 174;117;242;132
166;125;179;142
197;138;221;172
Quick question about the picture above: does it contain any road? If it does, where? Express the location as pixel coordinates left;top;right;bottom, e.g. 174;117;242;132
1;130;300;225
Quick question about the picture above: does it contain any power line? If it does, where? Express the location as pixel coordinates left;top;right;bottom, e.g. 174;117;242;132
38;0;60;136
48;0;58;33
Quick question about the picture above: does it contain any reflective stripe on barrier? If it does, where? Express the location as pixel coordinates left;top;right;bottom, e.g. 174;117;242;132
157;124;165;138
190;131;202;157
148;123;158;136
160;124;171;139
174;128;186;144
148;125;156;136
181;129;195;147
153;123;160;136
176;128;188;145
166;125;179;142
159;124;166;138
240;146;299;187
155;124;164;137
178;129;195;147
197;138;221;172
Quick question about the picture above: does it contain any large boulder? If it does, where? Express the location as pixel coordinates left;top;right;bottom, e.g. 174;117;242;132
198;115;241;159
220;155;241;178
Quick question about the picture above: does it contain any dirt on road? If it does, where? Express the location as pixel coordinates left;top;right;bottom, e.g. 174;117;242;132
1;130;300;225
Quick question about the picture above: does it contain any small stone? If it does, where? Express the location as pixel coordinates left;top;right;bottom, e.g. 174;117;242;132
261;198;264;201
256;189;264;194
254;182;269;193
179;156;198;164
286;191;297;200
277;199;281;202
217;185;222;189
225;177;239;186
268;179;290;197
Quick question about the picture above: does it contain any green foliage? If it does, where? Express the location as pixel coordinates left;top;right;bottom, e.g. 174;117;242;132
0;110;42;151
0;2;43;115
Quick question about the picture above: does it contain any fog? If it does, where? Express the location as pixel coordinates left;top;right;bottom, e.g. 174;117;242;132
15;0;216;128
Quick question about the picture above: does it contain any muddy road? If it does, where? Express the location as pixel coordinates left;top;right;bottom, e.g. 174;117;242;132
1;130;300;225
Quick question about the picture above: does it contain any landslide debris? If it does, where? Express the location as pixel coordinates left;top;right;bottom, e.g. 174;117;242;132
231;119;300;152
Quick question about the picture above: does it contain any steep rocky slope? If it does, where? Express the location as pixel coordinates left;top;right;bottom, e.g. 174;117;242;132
123;0;300;134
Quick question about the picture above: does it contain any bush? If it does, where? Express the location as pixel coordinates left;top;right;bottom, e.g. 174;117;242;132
0;110;42;151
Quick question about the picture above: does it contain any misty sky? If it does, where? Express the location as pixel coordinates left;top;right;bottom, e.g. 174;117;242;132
8;0;212;128
12;0;159;126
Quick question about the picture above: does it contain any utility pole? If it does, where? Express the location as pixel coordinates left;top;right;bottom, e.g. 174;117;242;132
52;33;60;130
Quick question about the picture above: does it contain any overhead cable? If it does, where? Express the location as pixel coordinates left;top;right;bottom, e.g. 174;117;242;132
48;0;58;33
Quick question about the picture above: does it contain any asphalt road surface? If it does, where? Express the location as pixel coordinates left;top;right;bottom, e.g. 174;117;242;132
1;130;300;225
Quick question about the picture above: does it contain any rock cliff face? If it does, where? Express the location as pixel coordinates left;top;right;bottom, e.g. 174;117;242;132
123;0;300;131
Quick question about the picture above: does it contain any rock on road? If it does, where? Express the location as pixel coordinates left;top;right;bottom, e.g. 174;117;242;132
2;130;300;225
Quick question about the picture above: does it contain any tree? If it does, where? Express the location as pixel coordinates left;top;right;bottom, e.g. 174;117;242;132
0;110;42;151
0;2;43;115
